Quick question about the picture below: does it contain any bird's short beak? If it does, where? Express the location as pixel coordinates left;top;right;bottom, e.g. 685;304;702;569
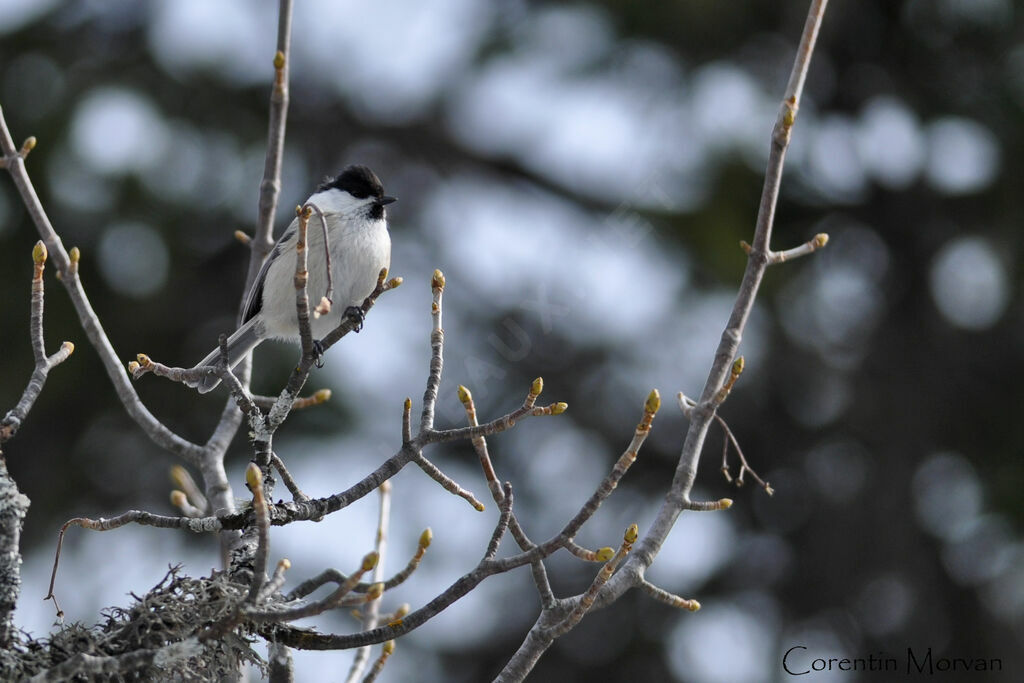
377;196;397;206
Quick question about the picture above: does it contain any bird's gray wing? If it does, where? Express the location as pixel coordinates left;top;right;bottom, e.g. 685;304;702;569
240;224;295;325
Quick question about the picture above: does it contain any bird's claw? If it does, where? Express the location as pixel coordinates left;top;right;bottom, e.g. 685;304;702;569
313;339;326;368
344;306;365;333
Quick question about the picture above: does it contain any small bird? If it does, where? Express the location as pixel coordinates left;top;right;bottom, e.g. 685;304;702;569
186;165;395;393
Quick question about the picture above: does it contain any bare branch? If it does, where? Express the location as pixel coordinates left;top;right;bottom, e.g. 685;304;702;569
547;524;636;640
268;639;294;683
246;465;273;603
286;528;431;600
484;483;515;560
679;392;773;495
638;579;700;612
1;243;75;445
596;0;831;610
0;108;204;464
413;455;485;511
305;202;334;318
46;512;223;616
170;466;209;515
401;397;412;445
271;454;311;503
542;390;658;548
251;0;294;267
361;640;395;683
293;205;316;361
346;483;392;683
239;552;378;624
420;270;446;432
252;389;332;413
259;559;293;603
458;383;556;607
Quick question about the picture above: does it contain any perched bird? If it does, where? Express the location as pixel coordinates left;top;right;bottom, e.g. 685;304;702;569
186;165;395;393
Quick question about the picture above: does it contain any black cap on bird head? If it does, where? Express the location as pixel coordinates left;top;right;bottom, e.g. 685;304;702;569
319;165;395;206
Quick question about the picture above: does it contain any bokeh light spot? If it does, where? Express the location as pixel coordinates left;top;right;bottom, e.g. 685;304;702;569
929;236;1009;330
97;222;170;298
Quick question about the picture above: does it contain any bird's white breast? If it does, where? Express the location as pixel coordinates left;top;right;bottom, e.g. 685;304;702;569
259;188;391;340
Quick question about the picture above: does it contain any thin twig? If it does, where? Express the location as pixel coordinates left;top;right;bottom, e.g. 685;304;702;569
252;389;331;412
1;243;75;445
346;483;391;683
305;202;334;317
259;559;292;603
361;640;395;683
546;524;636;639
286;529;430;600
251;0;294;272
484;483;514;560
239;551;378;624
254;394;661;653
271;453;310;503
420;270;446;432
542;390;659;549
457;383;556;607
637;579;700;611
170;466;209;515
46;512;223;615
413;455;485;511
289;205;316;374
714;413;773;494
246;464;273;603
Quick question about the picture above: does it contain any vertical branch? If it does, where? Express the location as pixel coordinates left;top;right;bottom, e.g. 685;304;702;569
249;0;295;283
345;482;391;683
1;244;75;443
1;242;74;647
245;464;272;603
293;206;315;359
267;640;294;683
211;0;296;557
0;459;28;648
419;270;446;432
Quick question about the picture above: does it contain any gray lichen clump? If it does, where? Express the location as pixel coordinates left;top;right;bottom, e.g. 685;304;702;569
1;567;265;681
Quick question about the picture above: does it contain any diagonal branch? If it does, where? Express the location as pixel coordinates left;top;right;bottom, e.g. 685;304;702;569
0;106;204;465
606;0;830;596
496;2;832;680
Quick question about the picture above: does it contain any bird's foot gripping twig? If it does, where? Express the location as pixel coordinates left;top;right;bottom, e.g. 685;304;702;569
344;305;365;333
312;339;326;368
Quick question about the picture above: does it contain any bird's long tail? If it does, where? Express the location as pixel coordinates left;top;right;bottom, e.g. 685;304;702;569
184;318;263;394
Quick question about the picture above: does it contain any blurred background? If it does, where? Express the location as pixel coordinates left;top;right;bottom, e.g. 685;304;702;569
1;0;1022;680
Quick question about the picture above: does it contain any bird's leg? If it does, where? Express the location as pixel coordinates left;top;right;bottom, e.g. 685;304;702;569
312;339;326;368
344;306;365;333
